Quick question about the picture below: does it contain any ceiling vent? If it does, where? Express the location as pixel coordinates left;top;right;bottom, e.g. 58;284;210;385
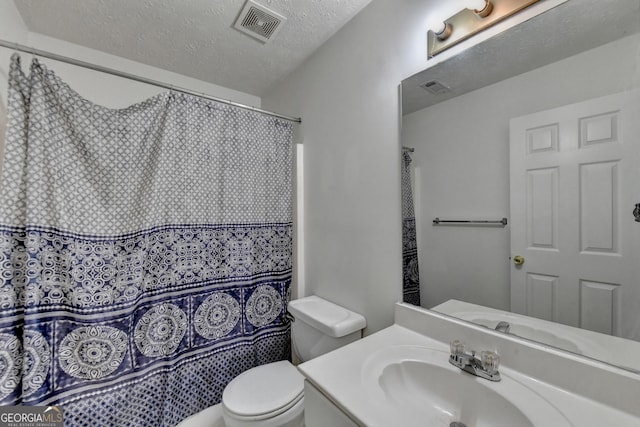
234;0;287;43
420;80;451;95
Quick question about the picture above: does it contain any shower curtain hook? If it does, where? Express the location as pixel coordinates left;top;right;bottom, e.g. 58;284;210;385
11;42;20;59
10;43;23;67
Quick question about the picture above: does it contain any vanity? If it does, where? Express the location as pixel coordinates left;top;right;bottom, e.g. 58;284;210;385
298;303;640;426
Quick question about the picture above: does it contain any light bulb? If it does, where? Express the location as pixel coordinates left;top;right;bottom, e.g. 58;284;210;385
432;21;447;35
435;23;453;41
470;0;494;17
465;0;488;11
425;2;464;36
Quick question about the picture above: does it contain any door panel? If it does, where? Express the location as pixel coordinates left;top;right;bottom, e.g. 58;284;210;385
580;279;620;335
580;161;619;253
527;167;558;249
526;273;558;322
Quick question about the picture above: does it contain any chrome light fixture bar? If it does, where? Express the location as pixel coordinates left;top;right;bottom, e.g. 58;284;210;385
428;0;541;58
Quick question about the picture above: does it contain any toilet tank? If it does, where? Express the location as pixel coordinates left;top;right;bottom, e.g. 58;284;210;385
288;296;366;362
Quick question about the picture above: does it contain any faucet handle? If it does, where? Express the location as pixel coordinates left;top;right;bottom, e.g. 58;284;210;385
449;340;467;356
480;350;500;374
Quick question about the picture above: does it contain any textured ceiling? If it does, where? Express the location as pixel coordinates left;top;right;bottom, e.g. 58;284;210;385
14;0;371;96
402;0;640;114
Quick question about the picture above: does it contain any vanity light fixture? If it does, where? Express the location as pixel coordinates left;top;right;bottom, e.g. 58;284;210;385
428;0;541;58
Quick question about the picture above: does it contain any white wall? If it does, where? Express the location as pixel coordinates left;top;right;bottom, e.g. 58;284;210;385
403;34;640;311
0;1;260;166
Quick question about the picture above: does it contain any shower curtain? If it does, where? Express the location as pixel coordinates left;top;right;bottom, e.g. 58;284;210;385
0;55;293;426
401;151;420;305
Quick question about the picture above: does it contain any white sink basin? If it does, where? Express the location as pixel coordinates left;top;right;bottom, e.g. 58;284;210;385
362;346;572;427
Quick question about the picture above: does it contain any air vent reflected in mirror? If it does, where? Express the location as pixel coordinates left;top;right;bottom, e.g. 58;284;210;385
421;80;451;95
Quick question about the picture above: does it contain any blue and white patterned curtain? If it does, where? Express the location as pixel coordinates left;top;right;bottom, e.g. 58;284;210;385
401;151;420;305
0;55;293;426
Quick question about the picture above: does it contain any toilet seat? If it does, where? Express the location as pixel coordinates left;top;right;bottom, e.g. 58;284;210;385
222;361;304;420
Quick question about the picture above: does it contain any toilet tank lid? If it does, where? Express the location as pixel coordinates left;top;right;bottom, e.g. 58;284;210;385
288;296;366;338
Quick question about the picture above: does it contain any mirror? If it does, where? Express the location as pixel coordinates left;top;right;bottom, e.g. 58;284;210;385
401;0;640;373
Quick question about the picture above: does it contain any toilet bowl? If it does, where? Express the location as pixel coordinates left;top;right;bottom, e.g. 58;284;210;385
222;295;366;427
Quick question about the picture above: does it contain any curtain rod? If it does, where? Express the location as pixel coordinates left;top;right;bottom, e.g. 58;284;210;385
0;39;302;124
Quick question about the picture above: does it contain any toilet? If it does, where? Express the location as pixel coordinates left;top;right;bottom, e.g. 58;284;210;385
221;295;366;427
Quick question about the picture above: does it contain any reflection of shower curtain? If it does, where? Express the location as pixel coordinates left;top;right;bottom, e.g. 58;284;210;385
401;151;421;305
0;55;293;426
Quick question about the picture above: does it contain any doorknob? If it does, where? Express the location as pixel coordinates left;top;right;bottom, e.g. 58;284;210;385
513;255;525;266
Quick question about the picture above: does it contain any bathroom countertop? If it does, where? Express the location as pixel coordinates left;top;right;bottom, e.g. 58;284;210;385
298;322;640;427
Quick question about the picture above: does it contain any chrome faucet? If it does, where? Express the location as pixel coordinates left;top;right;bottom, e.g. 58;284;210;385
494;321;511;333
449;340;501;382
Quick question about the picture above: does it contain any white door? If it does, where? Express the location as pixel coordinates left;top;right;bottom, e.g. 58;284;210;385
510;90;640;339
